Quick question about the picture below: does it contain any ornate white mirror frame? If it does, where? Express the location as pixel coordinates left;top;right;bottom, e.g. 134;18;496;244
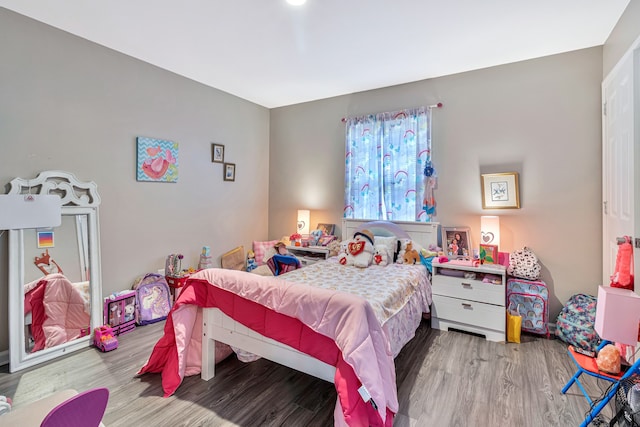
7;170;102;372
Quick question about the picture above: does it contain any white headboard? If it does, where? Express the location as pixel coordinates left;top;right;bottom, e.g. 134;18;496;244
342;219;439;249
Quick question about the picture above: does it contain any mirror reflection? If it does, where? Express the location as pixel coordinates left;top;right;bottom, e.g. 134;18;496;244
22;214;92;353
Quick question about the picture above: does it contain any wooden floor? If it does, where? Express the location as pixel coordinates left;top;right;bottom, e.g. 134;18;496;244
0;320;619;426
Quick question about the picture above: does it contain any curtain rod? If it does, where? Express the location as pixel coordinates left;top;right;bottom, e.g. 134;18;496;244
341;102;443;123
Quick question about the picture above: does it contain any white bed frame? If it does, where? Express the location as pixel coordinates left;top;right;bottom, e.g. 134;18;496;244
201;219;439;382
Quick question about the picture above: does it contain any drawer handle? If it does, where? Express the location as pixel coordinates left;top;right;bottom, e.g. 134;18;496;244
461;282;472;289
461;303;472;309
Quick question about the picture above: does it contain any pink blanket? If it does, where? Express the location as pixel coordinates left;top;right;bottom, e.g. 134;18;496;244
139;268;398;426
24;273;90;351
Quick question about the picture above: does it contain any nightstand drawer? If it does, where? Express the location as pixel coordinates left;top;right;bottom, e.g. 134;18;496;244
432;294;505;332
432;274;504;306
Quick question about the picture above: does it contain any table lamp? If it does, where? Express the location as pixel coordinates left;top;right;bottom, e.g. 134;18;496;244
480;215;500;248
595;285;640;346
297;209;310;235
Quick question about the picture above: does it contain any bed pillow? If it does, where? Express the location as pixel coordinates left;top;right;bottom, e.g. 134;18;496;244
253;240;279;266
374;235;397;261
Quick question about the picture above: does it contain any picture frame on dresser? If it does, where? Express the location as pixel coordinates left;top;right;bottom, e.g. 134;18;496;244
479;244;498;264
442;226;472;259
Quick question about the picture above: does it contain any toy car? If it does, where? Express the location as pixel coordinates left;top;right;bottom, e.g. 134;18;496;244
94;325;118;352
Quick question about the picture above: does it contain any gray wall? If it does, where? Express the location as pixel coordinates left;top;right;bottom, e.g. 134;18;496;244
270;48;604;321
0;9;271;352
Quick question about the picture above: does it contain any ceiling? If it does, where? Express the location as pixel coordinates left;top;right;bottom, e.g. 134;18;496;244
0;0;630;108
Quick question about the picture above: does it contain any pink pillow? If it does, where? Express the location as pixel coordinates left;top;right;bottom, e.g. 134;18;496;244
253;240;279;266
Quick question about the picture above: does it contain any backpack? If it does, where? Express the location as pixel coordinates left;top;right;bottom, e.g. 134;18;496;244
507;247;541;280
132;273;172;325
506;278;549;337
555;293;601;352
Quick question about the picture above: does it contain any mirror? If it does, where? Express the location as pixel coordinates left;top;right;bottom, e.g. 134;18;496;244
7;171;102;372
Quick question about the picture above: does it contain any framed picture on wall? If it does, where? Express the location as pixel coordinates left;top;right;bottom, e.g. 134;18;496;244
442;226;472;259
481;172;520;209
211;143;224;163
223;163;236;182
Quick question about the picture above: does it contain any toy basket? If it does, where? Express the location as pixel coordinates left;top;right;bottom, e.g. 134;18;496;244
94;325;118;352
613;375;640;426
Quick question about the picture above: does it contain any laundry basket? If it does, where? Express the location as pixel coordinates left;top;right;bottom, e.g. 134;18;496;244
613;375;640;426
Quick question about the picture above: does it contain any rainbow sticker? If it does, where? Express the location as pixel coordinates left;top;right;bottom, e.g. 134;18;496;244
37;231;54;248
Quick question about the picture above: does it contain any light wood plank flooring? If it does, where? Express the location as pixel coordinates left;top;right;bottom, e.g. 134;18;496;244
0;320;619;426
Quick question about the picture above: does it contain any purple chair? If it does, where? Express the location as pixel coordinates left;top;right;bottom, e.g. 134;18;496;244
40;388;109;427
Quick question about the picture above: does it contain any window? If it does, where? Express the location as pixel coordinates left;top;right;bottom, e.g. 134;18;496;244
344;107;433;221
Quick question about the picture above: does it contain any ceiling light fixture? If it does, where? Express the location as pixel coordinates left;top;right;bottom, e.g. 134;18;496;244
286;0;307;5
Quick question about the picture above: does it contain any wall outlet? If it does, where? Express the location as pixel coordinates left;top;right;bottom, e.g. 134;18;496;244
635;238;640;249
157;268;165;275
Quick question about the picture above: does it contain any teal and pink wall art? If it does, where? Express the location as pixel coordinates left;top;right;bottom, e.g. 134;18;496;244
136;136;179;182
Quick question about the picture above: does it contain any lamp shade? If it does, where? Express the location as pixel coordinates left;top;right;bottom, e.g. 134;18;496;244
297;209;310;235
480;215;500;247
594;285;640;346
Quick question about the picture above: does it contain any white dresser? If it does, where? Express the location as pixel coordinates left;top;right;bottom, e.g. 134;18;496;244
431;260;506;342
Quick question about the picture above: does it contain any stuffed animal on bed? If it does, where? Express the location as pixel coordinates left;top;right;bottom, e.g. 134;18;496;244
373;244;389;266
403;241;420;264
338;229;375;268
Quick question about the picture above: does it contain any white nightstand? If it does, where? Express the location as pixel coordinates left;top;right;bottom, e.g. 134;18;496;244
286;245;330;266
431;260;506;342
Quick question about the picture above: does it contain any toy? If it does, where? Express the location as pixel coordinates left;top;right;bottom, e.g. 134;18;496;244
94;325;118;352
327;239;342;257
124;303;135;322
338;229;375;268
34;249;64;275
0;395;12;415
104;290;136;335
372;245;389;266
403;241;420;264
246;250;258;272
310;229;323;245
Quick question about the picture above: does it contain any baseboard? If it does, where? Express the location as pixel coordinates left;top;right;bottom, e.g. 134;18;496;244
0;350;8;367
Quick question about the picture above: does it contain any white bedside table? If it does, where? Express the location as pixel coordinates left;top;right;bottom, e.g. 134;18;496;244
431;260;506;342
286;245;330;266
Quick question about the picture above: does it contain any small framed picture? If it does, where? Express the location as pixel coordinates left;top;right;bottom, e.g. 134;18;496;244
481;172;520;209
442;226;472;259
223;163;236;181
212;143;225;163
479;244;498;264
318;235;336;246
317;223;336;235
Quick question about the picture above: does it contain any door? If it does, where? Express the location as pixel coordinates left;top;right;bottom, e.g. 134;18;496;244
602;46;638;286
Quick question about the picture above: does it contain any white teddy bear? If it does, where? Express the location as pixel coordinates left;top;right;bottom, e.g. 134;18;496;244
372;244;389;266
338;229;375;268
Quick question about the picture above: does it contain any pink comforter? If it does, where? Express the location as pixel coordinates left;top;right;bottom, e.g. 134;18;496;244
139;268;398;426
24;273;90;351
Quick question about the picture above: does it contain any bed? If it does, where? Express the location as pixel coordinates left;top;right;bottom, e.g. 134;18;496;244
139;219;439;426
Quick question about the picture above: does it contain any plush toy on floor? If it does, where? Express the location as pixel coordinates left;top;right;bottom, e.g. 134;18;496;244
0;395;12;415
